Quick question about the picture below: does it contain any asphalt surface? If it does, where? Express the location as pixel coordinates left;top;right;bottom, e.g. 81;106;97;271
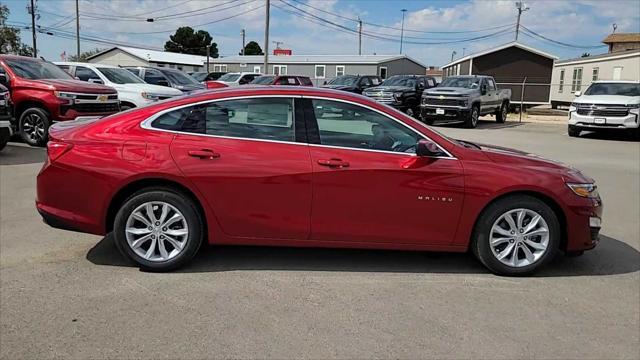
1;120;639;359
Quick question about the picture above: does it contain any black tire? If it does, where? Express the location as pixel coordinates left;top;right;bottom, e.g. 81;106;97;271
568;125;581;137
471;195;560;276
405;106;418;119
113;187;203;272
120;103;135;111
0;136;8;151
423;117;435;126
495;102;508;123
464;104;479;128
19;107;50;147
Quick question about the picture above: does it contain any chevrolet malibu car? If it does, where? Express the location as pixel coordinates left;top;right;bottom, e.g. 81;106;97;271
36;87;603;275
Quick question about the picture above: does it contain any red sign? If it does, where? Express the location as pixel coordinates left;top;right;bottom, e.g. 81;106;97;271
273;49;292;56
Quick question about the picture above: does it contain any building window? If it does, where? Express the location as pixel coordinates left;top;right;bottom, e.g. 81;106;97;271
571;67;583;92
379;66;387;79
253;66;261;74
559;69;564;93
315;65;326;79
336;65;345;77
273;65;287;75
592;67;599;81
213;64;227;72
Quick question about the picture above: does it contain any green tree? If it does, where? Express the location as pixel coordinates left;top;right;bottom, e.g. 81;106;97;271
164;27;218;57
68;48;104;62
240;41;263;55
0;5;34;56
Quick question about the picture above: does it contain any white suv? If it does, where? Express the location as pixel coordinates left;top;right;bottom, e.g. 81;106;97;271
55;62;182;109
216;72;262;86
568;80;640;137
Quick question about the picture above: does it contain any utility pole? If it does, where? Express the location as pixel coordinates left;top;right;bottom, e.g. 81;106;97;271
240;29;246;55
263;0;270;74
28;0;37;57
75;0;80;58
451;50;457;62
515;1;529;41
357;17;362;55
462;47;466;56
206;44;211;71
399;9;407;54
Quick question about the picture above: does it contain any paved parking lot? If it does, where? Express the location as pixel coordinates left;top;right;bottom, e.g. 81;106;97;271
1;120;639;359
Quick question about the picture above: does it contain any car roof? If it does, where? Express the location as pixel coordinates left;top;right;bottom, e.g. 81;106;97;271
54;61;120;69
591;80;639;84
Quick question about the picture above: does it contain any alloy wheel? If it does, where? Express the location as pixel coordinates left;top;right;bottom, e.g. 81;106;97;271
501;105;508;121
489;208;549;267
471;107;479;127
23;114;45;142
125;201;189;262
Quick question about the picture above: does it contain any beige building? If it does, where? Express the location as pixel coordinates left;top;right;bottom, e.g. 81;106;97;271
550;34;640;107
86;46;206;73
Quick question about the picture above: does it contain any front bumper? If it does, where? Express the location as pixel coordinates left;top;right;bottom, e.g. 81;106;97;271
421;105;470;120
568;110;639;130
565;195;603;252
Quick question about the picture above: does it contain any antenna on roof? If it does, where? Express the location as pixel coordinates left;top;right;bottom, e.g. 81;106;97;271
612;23;618;33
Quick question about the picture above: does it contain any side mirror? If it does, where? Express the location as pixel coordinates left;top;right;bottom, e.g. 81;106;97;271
323;80;328;85
574;91;581;97
88;78;103;84
0;73;8;87
416;139;443;157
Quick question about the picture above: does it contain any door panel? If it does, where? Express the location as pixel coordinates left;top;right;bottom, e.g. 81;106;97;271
309;147;464;244
171;135;312;239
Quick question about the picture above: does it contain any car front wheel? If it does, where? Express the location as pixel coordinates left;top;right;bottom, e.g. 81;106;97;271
472;195;559;276
19;108;50;147
113;188;203;271
568;125;581;137
465;105;479;128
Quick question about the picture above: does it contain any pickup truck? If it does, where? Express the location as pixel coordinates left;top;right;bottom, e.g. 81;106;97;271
55;62;182;110
363;75;438;118
321;75;382;94
421;75;511;128
0;55;120;147
568;80;639;138
0;84;12;151
124;66;204;93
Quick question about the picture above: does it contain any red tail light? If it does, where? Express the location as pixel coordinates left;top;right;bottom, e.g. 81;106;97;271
47;141;73;162
205;81;228;89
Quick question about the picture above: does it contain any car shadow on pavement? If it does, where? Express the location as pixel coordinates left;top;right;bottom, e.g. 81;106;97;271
430;119;526;130
578;130;639;142
86;234;639;277
0;144;46;165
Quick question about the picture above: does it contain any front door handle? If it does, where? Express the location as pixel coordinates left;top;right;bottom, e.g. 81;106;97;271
317;158;350;168
188;149;220;159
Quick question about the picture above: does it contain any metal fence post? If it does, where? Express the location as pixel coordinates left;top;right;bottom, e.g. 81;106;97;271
519;77;527;123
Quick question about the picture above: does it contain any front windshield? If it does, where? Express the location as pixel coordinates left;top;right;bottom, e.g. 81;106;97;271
251;76;275;84
98;67;144;84
159;69;199;85
381;77;416;87
584;82;640;96
218;73;241;82
328;76;358;86
439;77;481;89
190;72;207;82
5;59;73;80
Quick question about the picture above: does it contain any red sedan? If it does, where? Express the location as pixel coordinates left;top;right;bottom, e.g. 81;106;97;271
36;87;602;275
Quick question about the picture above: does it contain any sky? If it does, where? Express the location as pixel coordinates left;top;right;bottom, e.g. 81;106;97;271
3;0;640;66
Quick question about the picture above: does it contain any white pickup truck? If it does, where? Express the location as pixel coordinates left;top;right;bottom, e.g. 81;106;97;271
568;80;640;138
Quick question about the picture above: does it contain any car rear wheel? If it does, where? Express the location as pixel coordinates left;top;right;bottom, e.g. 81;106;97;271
19;108;50;147
471;195;559;276
495;102;508;123
465;105;479;128
113;188;203;272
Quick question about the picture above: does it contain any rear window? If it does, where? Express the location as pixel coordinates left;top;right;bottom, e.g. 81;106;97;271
299;77;313;86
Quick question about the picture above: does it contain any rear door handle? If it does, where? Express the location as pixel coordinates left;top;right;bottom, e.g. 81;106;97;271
317;158;349;168
188;149;220;159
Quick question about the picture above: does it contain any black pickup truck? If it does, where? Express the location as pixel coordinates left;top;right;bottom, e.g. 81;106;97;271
0;84;12;151
322;75;382;94
363;75;438;118
421;75;511;128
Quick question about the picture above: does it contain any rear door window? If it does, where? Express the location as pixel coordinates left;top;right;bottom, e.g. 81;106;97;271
74;66;100;81
144;69;169;85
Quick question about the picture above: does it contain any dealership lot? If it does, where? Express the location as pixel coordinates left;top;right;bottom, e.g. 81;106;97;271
1;120;638;359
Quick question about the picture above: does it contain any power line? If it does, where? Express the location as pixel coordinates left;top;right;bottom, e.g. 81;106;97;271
520;25;607;49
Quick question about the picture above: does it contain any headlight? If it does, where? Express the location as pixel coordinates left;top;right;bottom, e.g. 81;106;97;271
393;92;403;101
141;92;162;101
566;183;599;198
569;102;577;112
53;91;76;104
628;104;640;115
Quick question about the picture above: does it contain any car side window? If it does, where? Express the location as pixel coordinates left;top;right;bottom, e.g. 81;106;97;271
150;106;204;133
75;66;99;81
279;77;299;85
359;77;372;87
311;99;420;153
145;69;168;85
205;98;294;142
427;78;435;87
487;79;496;91
299;77;313;86
370;77;381;86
